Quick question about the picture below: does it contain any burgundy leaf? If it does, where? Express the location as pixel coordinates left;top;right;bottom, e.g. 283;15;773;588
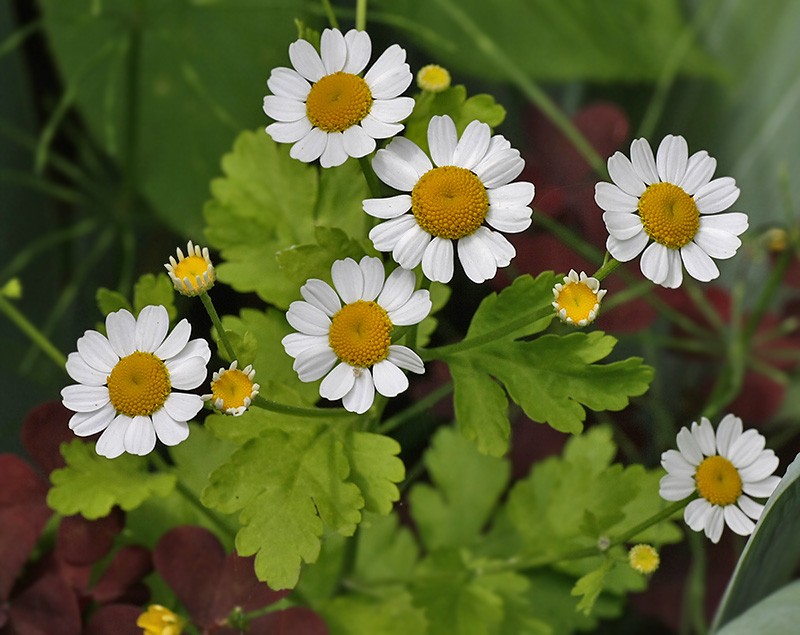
6;572;81;635
209;553;289;620
21;401;75;476
91;545;153;606
84;603;144;635
56;508;125;566
251;607;329;635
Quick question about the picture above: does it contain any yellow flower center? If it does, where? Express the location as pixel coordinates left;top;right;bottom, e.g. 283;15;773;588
328;300;393;368
137;604;186;635
107;352;171;417
628;544;660;574
555;282;599;324
172;255;211;290
638;182;699;250
411;166;489;239
306;71;373;133
695;455;742;506
211;369;255;410
417;64;451;92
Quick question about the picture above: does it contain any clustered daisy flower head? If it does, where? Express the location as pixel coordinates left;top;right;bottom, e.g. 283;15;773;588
364;114;534;284
552;269;606;326
595;134;746;288
263;27;414;168
659;414;781;544
417;64;451;93
282;256;431;414
137;604;185;635
164;241;215;296
61;305;211;458
204;360;259;416
628;544;660;574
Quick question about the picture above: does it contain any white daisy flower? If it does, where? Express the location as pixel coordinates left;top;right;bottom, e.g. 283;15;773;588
363;114;534;284
595;134;747;288
552;269;606;327
263;28;414;168
203;360;259;417
61;305;211;458
659;414;781;544
282;256;431;414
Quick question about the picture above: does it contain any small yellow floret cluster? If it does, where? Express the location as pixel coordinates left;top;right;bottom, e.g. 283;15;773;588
638;182;699;250
203;360;259;416
107;352;171;417
695;455;743;506
137;604;186;635
552;270;606;327
411;166;489;240
165;241;215;296
328;300;393;368
306;71;373;133
417;64;451;93
628;544;660;574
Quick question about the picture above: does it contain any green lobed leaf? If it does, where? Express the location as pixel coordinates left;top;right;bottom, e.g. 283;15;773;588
96;287;132;317
48;440;176;519
321;592;429;635
409;426;510;550
276;226;368;289
571;559;614;616
340;431;404;515
133;273;176;321
716;580;800;635
352;512;420;583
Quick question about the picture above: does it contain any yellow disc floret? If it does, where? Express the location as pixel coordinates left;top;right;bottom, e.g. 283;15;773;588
328;300;393;368
417;64;451;92
695;455;742;506
638;182;700;250
208;362;259;416
552;270;606;326
628;544;660;574
411;166;489;239
137;604;186;635
306;71;373;133
107;352;171;417
165;241;215;296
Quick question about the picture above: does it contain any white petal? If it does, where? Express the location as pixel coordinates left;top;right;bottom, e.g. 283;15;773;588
692;418;717;456
62;384;111;413
661;448;696;477
602;212;642;241
428;115;458;167
693;226;742;260
342;370;375;414
738;450;779;483
370;97;415;124
320;28;347;74
662;248;684;288
342;125;376;158
320;132;348;168
360;114;403;140
728;429;766;468
700;212;748;236
359;256;385;302
681;242;720;283
724;505;754;536
135;305;170;353
332;258;364;303
387;345;424;374
320;362;356;400
372;145;422;191
656;134;688;184
684;498;711;532
105;309;136;359
742;476;781;499
694;177;740;214
364;45;411;99
606;231;648;262
163;392;204;423
262;95;307;122
608;151;646;197
267;118;313;144
422;237;454;283
287;301;332;336
475;151;524;189
630;137;659;185
488;181;535;209
458;232;497;283
716;413;742;458
152;408;190;446
378;266;416;312
77;330;118;373
393;224;431;269
154;319;191;360
282;333;329;358
363;195;412;219
289;38;326;82
289;127;327;163
385;137;432;180
659;475;696;501
294;346;338;382
737;495;765;521
124;415;157;456
369;215;418;252
388;289;431;326
452;120;491;170
69;402;116;436
165;338;210;366
594;182;638;213
166;356;207;390
95;415;130;459
372;360;409;398
680;151;716;195
343;29;371;74
477;227;515;266
267;67;311;101
485;206;532;233
301;279;341;316
66;352;108;386
640;242;672;286
705;505;725;543
676;426;704;465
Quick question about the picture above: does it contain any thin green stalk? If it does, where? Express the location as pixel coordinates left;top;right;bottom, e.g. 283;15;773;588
742;247;793;343
378;381;453;434
591;257;620;282
251;394;352;418
198;291;237;361
358;155;384;198
405;276;431;352
0;19;41;60
0;295;67;370
355;0;367;31
683;530;708;635
320;0;340;29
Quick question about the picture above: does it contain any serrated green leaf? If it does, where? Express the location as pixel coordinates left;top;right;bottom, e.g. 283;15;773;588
48;440;176;519
218;329;258;367
409;426;509;550
571;559;614;616
96;287;132;316
204;131;369;308
321;592;429;635
133;273;176;321
276;226;367;288
340;431;404;515
353;512;419;583
716;580;800;635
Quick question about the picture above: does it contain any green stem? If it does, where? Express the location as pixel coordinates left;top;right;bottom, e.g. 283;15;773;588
0;295;67;370
591;256;621;282
198;291;237;361
319;0;340;29
377;381;453;434
684;530;708;635
355;0;367;31
405;277;431;352
251;394;352;418
743;247;793;344
358;156;384;198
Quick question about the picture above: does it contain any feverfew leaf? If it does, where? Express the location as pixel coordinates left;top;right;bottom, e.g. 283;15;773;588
353;512;419;583
96;288;132;317
133;273;177;321
571;559;614;615
276;226;367;288
321;592;428;635
48;440;176;519
340;431;404;515
409;427;509;550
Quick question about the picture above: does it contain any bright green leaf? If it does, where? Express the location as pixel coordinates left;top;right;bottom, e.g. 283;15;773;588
276;226;367;289
322;592;429;635
571;559;614;616
48;440;176;519
96;287;132;317
353;512;420;583
133;273;176;321
340;431;404;515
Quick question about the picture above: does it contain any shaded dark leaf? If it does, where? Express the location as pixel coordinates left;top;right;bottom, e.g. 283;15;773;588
21;401;74;476
250;607;329;635
84;603;143;635
91;545;153;606
56;508;125;566
7;573;81;635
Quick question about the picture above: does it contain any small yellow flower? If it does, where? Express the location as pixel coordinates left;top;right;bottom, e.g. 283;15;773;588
203;360;259;416
628;544;660;574
137;605;186;635
417;64;451;93
164;241;215;296
763;227;789;252
552;269;606;326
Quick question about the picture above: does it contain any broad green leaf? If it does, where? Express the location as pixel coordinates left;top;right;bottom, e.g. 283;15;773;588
711;451;800;632
168;422;238;501
409;426;510;550
205;131;369;308
571;559;614;616
373;0;719;82
716;580;800;635
340;431;404;515
322;592;429;635
353;512;419;583
48;440;176;519
39;0;309;235
276;226;368;289
133;273;176;320
96;287;132;317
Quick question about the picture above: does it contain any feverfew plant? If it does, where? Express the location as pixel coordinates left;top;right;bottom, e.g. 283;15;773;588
5;2;800;634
